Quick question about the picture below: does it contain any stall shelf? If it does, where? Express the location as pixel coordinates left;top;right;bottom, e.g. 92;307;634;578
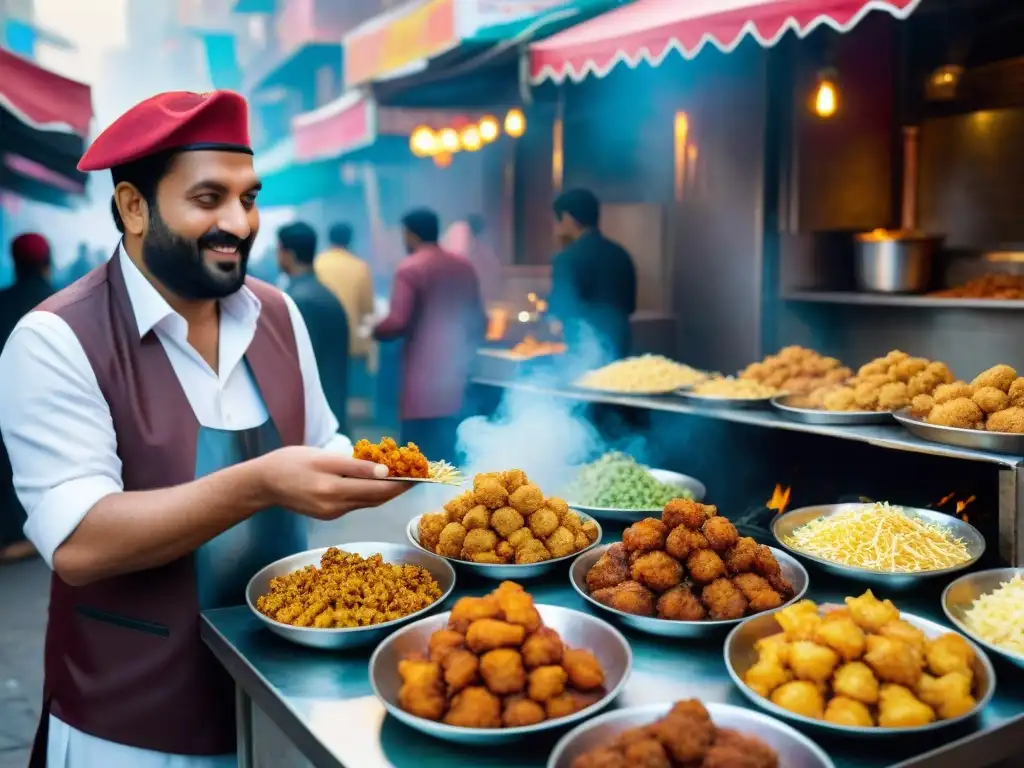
470;377;1024;567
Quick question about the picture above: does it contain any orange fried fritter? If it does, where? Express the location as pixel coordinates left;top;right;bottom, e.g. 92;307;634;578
465;619;526;653
701;578;748;620
586;543;630;591
428;629;464;663
448;595;500;633
502;696;546;727
622;520;666;553
928;398;983;429
656;585;707;621
665;526;708;560
662;498;708;530
686;549;727;584
732;573;784;613
353;437;429;478
479;648;526;694
630;550;684;592
723;537;758;574
702;516;739;552
522;627;564;668
591;580;656;616
442;649;479;694
443;686;502;728
563;648;605;691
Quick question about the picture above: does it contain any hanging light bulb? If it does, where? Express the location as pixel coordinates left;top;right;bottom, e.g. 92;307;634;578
433;151;453;168
409;126;437;157
479;115;499;142
504;108;526;138
460;125;482;151
811;69;839;118
439;128;460;153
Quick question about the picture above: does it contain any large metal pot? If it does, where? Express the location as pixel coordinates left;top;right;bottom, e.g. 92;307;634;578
854;229;941;293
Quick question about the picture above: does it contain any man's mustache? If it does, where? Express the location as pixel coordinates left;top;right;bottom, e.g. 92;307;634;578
197;229;254;255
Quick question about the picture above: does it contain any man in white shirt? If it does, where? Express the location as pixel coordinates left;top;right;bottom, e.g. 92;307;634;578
0;90;408;768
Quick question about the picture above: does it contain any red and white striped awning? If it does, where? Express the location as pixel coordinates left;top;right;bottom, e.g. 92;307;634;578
0;49;92;135
530;0;922;84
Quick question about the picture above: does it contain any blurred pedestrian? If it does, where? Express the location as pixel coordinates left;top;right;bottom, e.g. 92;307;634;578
277;221;350;433
374;208;486;462
549;188;637;367
0;232;53;564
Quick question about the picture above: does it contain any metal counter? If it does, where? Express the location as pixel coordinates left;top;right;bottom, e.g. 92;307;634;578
203;573;1024;768
470;378;1024;566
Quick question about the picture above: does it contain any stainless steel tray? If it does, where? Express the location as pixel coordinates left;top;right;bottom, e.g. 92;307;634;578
943;568;1024;671
771;395;896;425
407;513;602;580
568;467;707;522
677;390;775;410
725;606;997;736
547;701;835;768
772;503;985;590
245;542;456;650
369;604;632;745
569;543;809;638
894;408;1024;456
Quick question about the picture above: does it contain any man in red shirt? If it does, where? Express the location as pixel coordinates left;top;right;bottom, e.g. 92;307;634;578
374;209;486;462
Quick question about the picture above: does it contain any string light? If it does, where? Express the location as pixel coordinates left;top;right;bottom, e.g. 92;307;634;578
460;125;482;151
433;151;453;168
504;109;525;138
439;128;460;152
409;126;437;157
812;70;839;118
479;115;499;142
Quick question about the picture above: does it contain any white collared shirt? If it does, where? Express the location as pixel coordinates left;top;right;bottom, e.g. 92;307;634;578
0;245;353;768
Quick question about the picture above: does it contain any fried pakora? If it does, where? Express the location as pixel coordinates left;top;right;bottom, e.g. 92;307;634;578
353;437;430;478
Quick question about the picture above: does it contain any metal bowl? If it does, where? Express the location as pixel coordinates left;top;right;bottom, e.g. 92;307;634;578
771;395;896;426
772;503;986;590
569;468;707;522
894;408;1024;456
547;701;835;768
407;513;602;580
569;544;809;638
246;542;456;650
725;607;996;736
369;604;633;744
678;390;775;410
942;568;1024;670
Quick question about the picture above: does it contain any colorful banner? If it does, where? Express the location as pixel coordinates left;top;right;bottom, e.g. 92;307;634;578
345;0;458;88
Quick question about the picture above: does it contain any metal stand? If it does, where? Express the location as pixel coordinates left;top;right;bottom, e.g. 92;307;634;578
236;684;254;768
998;466;1023;565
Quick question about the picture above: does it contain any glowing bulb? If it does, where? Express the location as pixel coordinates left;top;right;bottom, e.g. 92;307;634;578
409;126;437;157
460;125;482;151
438;128;460;153
504;109;525;138
813;79;838;118
517;311;530;323
479;116;499;142
433;151;453;168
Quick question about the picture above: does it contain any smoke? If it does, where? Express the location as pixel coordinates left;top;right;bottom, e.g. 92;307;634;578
457;325;648;493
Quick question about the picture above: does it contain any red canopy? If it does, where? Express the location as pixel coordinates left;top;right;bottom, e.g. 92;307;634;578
0;49;93;135
530;0;922;84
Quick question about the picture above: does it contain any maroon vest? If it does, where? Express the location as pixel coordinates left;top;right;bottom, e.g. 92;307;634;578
29;254;305;760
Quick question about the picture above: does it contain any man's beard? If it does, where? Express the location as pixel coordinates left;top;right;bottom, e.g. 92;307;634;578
142;205;254;300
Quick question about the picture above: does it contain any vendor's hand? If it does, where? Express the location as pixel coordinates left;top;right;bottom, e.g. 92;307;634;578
257;446;411;520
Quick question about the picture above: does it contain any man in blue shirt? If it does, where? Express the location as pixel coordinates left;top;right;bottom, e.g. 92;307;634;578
277;222;350;434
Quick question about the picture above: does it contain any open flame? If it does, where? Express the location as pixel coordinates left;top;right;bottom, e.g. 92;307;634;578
768;484;792;515
931;491;975;522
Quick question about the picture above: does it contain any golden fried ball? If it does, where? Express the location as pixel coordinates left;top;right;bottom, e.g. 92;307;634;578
987;407;1024;434
574;531;590;551
474;477;509;510
877;381;910;411
463;505;491;531
463;528;499;555
972;386;1009;414
444;492;477;524
490;506;525;539
419;513;447;551
1008;378;1024;408
910;394;935;417
496;541;515;563
545;526;576;559
823;387;856;411
581;519;600;543
561;511;584;534
928;398;983;430
528;507;560;538
546;497;570;520
501;469;528;493
509;484;545;515
437;522;468;557
933;382;973;404
516;539;551;564
971;364;1017;393
507;528;535;550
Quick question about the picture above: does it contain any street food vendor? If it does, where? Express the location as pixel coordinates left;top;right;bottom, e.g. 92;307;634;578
0;91;408;768
549;188;637;367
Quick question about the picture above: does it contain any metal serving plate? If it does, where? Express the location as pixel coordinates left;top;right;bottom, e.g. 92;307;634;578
771;394;896;425
572;383;687;397
569;544;809;638
568;468;707;522
772;503;985;590
894;408;1024;456
369;604;632;745
547;701;835;768
407;513;602;580
246;542;456;650
677;390;775;410
725;606;997;736
943;568;1024;671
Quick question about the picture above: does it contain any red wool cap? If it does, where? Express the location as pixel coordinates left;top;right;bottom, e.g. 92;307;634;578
77;90;252;172
11;233;51;265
